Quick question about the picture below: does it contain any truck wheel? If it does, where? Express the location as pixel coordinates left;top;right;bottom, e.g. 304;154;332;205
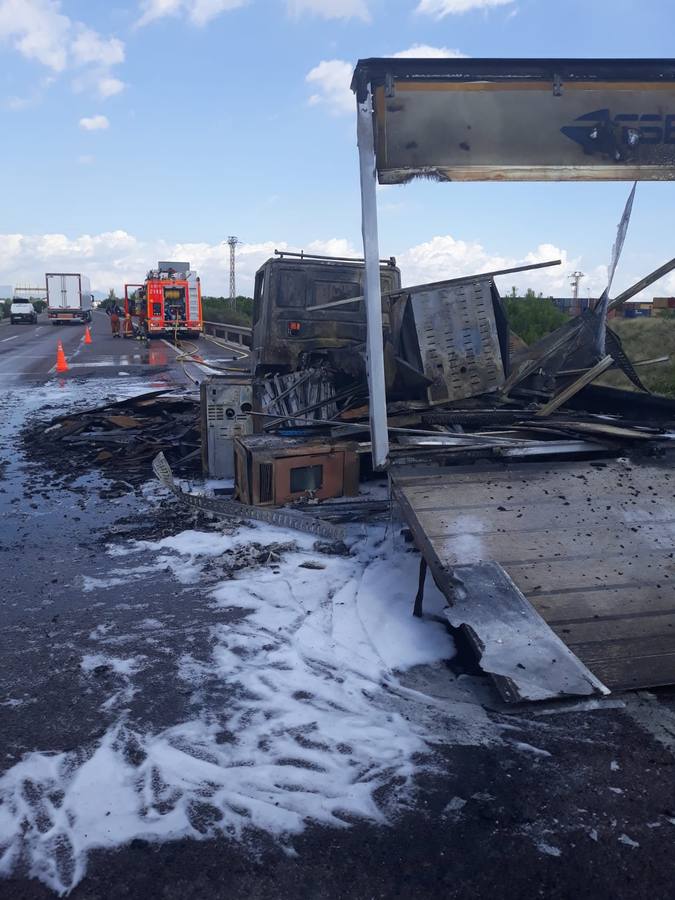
10;317;15;325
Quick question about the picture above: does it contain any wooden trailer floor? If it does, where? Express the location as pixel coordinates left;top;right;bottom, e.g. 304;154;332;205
392;456;675;694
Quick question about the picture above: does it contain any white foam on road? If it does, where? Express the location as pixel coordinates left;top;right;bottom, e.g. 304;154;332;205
80;654;144;677
0;525;498;895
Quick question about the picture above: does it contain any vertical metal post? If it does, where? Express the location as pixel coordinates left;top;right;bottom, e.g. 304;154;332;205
357;86;389;469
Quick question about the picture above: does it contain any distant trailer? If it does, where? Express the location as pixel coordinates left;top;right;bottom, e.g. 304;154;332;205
46;273;93;324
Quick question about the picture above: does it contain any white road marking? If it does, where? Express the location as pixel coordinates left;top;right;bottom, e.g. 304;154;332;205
0;334;20;343
161;338;242;377
66;361;136;368
203;332;249;359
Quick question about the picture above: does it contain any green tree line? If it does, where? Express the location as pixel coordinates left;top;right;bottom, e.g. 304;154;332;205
96;290;255;326
201;296;253;327
503;288;568;344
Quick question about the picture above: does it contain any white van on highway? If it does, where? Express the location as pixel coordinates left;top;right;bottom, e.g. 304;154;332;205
10;298;38;325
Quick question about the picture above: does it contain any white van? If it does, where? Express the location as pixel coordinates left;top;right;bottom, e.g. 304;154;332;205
10;298;38;325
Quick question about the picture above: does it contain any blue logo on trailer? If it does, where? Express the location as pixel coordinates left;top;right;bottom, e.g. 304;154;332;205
561;109;675;155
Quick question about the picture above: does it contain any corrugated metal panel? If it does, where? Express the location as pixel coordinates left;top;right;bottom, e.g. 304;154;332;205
408;279;504;404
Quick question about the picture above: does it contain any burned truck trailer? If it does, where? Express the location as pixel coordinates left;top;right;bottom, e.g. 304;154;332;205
250;250;566;410
343;56;675;703
250;251;401;376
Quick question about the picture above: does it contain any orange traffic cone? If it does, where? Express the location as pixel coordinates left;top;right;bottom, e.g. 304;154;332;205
84;326;92;345
55;340;69;373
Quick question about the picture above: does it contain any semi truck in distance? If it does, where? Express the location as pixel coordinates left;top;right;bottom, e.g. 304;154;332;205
46;273;93;325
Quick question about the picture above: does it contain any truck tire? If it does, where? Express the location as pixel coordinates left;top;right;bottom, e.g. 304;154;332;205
10;317;16;325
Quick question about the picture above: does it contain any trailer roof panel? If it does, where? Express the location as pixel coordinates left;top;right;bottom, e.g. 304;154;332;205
352;58;675;96
351;58;675;183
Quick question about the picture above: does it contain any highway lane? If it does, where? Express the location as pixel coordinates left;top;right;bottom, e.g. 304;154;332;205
0;311;84;380
0;310;250;384
0;310;139;381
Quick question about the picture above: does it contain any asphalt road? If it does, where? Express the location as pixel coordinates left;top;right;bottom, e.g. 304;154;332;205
2;317;675;899
0;309;250;382
0;312;86;381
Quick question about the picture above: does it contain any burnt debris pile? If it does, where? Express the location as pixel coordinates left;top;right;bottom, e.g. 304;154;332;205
25;390;201;482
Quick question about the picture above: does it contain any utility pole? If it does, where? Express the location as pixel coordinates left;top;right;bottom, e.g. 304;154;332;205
227;236;239;307
569;270;585;300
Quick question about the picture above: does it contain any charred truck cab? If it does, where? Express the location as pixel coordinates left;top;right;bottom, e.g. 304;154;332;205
251;251;401;377
124;261;203;338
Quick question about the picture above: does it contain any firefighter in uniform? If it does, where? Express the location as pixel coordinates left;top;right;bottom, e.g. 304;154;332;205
107;303;122;337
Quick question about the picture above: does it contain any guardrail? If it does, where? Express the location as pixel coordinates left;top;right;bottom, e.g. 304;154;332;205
203;320;252;347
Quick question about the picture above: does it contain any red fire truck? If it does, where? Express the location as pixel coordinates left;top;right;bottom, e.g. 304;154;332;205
124;261;203;338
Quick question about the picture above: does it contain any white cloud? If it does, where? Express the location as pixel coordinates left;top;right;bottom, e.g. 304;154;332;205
189;0;247;24
98;77;125;98
136;0;182;26
400;234;508;284
0;231;278;296
0;223;576;300
393;44;468;59
287;0;370;21
306;59;354;115
79;115;109;131
397;235;602;299
0;234;24;266
5;94;35;110
0;231;362;297
416;0;514;17
0;230;149;294
0;1;126;104
305;238;360;258
136;0;247;27
70;26;124;67
0;0;70;71
6;228;645;303
0;1;124;71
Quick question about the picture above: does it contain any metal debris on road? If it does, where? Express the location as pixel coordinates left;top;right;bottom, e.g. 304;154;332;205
152;451;346;542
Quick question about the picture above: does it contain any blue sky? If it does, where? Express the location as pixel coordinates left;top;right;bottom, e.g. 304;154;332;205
2;0;675;297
